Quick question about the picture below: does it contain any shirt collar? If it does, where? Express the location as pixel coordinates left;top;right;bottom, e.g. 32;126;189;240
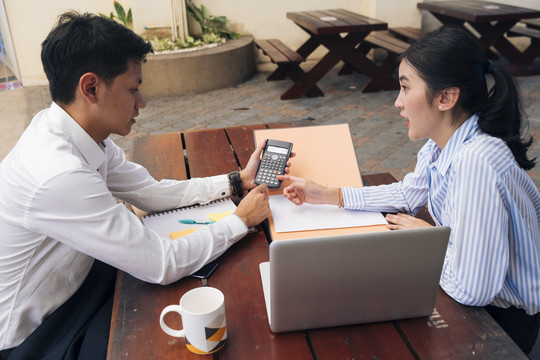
49;102;106;171
429;114;480;175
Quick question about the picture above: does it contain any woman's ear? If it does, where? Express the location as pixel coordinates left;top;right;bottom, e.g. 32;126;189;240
79;73;99;104
437;87;460;111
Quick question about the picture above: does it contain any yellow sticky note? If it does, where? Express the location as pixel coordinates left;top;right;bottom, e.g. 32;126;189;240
169;228;197;240
207;210;233;222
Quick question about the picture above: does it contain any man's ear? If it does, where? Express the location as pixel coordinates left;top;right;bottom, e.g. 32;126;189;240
79;73;99;104
437;87;460;111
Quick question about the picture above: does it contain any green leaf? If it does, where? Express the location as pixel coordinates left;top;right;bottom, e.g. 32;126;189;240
212;16;227;25
114;1;126;21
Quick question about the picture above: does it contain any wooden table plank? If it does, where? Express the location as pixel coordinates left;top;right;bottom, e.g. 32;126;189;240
225;125;266;169
189;123;313;359
286;9;387;35
398;289;526;359
131;132;186;181
308;322;415;359
184;129;239;177
109;131;208;359
209;231;313;360
108;274;204;360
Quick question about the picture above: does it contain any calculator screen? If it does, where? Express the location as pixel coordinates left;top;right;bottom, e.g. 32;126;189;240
267;145;288;155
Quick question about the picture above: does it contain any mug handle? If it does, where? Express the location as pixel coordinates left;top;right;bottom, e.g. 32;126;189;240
159;305;185;338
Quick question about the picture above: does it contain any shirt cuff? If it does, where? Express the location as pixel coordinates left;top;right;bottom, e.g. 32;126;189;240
212;174;232;198
222;214;249;241
342;187;366;210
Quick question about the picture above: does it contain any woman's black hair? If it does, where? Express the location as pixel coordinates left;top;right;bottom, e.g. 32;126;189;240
41;12;153;105
400;25;535;170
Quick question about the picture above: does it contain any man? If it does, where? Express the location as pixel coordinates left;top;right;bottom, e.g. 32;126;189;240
0;12;279;359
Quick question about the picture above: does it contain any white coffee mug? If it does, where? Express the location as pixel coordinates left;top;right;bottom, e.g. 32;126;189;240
159;287;227;355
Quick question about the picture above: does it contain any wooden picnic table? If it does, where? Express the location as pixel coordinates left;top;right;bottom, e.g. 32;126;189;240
275;9;398;98
107;122;526;359
418;0;540;75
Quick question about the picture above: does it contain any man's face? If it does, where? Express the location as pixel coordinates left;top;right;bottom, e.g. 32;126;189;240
94;60;146;141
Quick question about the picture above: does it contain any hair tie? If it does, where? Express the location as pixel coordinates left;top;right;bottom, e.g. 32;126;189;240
485;60;494;75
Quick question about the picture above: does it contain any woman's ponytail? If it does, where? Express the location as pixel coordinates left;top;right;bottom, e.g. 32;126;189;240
478;62;535;170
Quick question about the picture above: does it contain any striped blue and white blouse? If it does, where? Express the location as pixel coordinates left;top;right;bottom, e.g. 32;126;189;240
343;114;540;315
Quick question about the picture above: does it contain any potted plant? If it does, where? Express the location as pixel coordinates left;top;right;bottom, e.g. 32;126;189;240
102;1;255;97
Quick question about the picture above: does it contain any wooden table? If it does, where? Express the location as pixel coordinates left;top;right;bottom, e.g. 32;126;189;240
417;0;540;75
272;9;397;99
107;123;526;359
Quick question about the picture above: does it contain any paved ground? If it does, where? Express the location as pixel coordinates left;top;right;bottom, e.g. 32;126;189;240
1;67;539;187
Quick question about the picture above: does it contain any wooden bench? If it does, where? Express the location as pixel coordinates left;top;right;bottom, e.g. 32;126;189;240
522;18;540;31
255;39;323;100
389;27;422;43
507;25;540;62
340;31;410;92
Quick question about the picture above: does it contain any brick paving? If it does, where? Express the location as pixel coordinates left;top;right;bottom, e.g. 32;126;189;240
1;68;539;186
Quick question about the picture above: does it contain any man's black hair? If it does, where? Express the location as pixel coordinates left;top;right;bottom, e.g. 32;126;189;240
41;12;153;104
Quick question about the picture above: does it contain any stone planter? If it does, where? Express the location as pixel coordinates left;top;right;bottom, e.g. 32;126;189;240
141;35;255;98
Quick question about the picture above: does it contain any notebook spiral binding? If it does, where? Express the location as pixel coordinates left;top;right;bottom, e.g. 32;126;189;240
144;198;228;218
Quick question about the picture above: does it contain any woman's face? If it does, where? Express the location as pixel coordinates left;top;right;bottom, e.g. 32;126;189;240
394;60;443;143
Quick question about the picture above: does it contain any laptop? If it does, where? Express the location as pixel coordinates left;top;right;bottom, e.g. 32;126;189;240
259;226;450;333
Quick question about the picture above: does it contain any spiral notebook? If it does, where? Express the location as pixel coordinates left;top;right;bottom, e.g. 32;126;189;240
142;198;237;239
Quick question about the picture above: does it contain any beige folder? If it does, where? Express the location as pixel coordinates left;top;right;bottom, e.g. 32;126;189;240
254;124;387;241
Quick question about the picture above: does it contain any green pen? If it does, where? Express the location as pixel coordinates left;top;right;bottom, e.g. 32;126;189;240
178;219;215;224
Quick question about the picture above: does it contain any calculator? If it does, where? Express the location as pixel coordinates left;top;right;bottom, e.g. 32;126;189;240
255;139;293;188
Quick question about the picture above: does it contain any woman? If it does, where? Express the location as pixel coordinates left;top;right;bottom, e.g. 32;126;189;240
278;25;540;355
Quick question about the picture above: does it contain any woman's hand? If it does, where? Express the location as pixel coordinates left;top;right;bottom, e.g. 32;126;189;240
385;213;432;230
278;174;340;206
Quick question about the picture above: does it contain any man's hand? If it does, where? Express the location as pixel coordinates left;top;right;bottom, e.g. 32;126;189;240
234;184;271;228
385;213;432;230
239;140;295;191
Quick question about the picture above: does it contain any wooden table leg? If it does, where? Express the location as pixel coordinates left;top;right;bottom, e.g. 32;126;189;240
429;14;500;60
470;21;539;75
339;46;397;92
338;42;373;75
280;49;343;99
470;21;517;58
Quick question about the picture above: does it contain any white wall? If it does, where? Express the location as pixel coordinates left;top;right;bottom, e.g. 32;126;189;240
190;0;370;51
3;0;130;86
4;0;538;86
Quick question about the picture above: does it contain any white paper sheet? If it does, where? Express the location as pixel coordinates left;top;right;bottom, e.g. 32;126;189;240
269;195;387;233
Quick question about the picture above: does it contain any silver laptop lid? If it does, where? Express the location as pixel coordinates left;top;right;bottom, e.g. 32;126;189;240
260;226;450;333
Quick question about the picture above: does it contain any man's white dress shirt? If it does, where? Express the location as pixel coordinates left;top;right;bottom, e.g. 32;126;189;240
0;102;248;349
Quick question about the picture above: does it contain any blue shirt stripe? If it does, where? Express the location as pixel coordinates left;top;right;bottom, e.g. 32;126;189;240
343;115;540;314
